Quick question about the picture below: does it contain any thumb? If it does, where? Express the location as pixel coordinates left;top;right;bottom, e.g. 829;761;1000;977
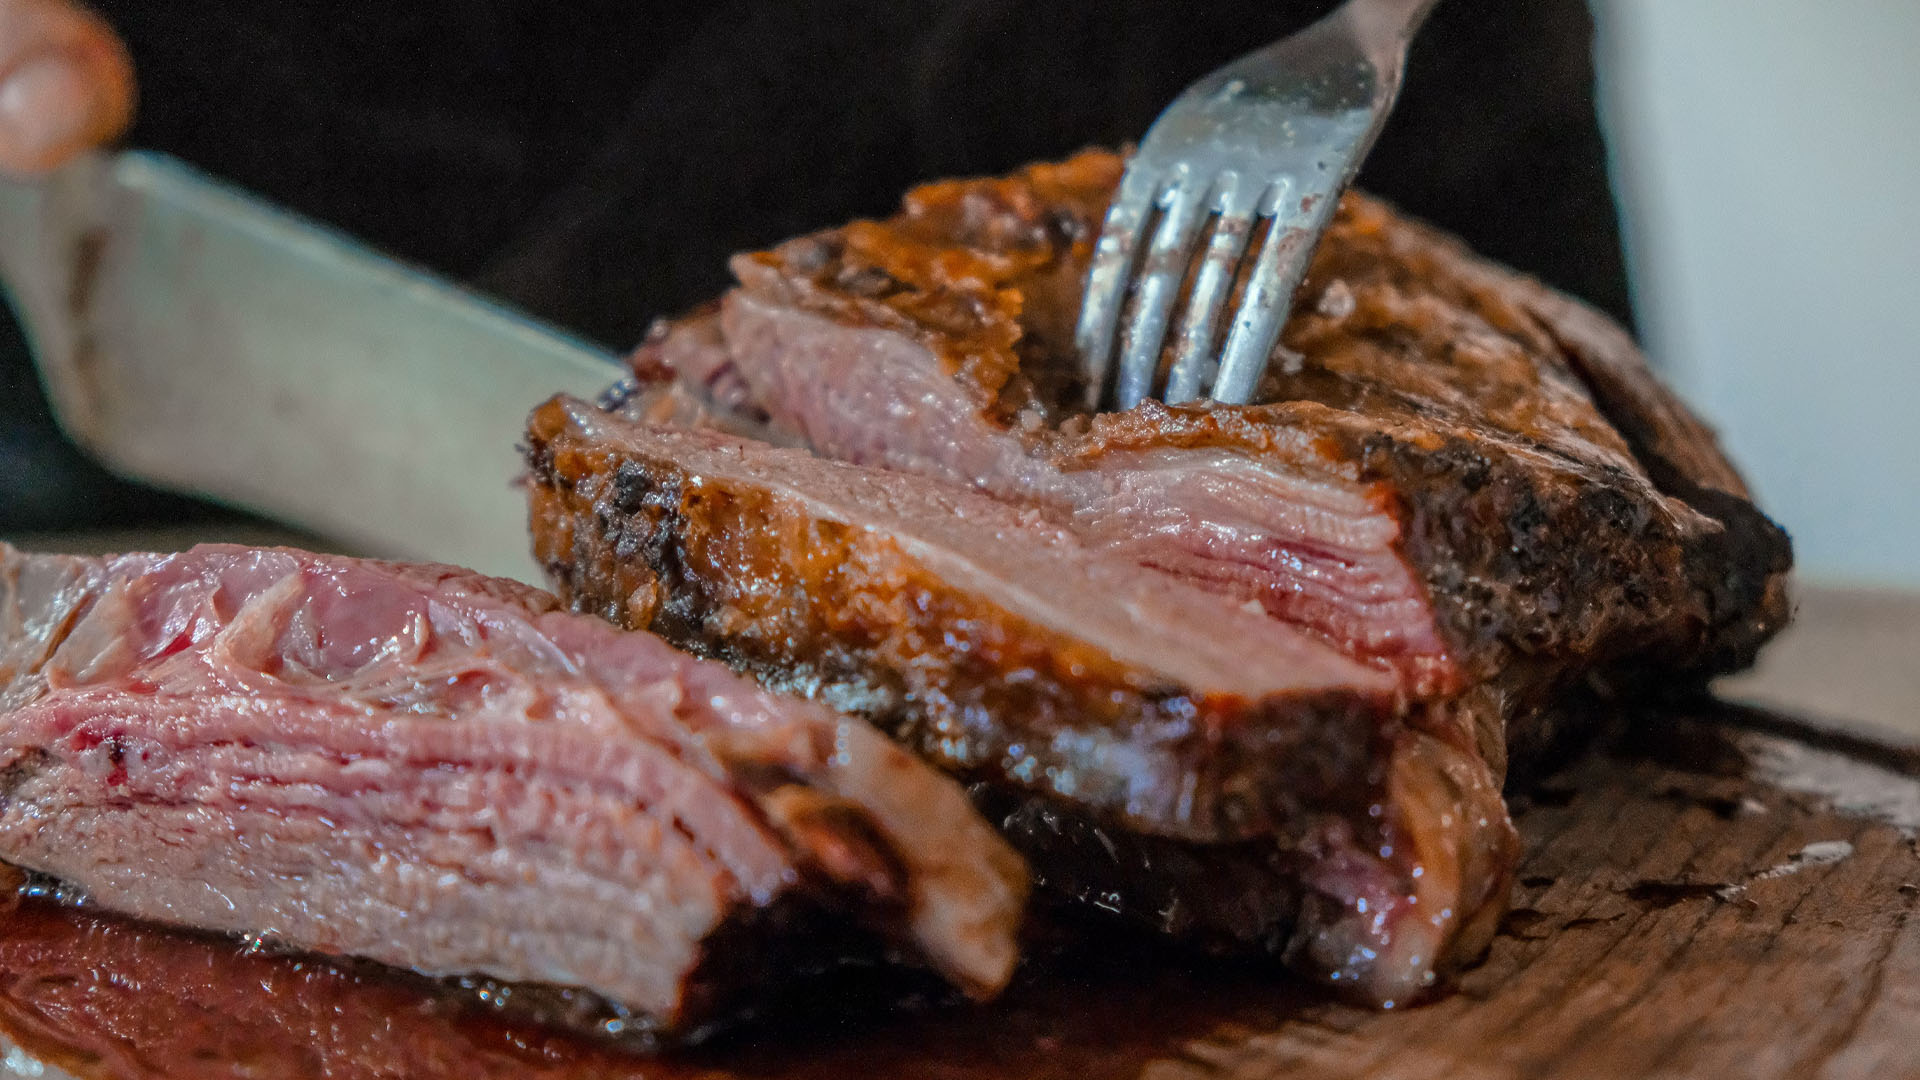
0;0;133;175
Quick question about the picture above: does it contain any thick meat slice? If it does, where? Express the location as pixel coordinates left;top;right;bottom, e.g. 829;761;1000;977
0;543;1025;1036
528;396;1411;842
527;396;1515;1004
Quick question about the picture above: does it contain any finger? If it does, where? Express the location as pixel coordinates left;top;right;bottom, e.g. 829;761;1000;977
0;0;134;175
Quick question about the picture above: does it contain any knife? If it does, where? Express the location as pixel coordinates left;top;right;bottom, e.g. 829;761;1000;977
0;151;623;583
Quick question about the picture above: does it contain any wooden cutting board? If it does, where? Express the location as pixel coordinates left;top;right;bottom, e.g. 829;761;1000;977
1;534;1915;1080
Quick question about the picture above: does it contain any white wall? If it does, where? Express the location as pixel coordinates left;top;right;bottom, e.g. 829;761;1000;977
1591;1;1920;588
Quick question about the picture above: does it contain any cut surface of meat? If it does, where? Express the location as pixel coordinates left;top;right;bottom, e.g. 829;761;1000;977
0;543;1026;1037
524;150;1791;1005
528;396;1515;1004
527;398;1403;842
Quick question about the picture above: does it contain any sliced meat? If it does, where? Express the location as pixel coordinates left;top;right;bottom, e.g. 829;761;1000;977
0;542;1026;1037
525;151;1790;1005
527;396;1516;1004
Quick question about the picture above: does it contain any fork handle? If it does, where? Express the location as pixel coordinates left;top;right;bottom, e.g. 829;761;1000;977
1341;0;1441;72
1212;0;1438;112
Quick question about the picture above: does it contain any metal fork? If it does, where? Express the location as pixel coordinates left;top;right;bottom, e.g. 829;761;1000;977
1077;0;1438;411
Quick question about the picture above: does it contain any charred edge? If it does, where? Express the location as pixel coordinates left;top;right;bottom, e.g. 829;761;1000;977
594;459;755;666
1571;365;1793;668
1350;427;1681;796
1535;319;1793;669
1358;419;1732;783
1367;430;1668;664
1648;478;1793;674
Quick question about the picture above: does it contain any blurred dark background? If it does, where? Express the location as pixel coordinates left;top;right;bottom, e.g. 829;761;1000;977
2;0;1626;533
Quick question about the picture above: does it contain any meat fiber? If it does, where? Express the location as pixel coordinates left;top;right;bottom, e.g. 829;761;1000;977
528;398;1516;996
525;151;1792;1004
0;543;1026;1038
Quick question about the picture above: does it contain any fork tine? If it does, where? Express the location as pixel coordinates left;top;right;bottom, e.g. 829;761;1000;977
1165;178;1258;405
1113;180;1209;410
1076;170;1158;410
1084;0;1431;411
1211;207;1317;405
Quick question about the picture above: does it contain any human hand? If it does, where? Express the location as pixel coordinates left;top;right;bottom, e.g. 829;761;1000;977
0;0;131;174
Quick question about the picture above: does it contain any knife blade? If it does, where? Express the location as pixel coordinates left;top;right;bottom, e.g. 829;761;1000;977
0;151;622;583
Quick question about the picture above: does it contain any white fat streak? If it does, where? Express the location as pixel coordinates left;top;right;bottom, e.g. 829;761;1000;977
1754;840;1857;880
1716;839;1857;900
1742;732;1920;835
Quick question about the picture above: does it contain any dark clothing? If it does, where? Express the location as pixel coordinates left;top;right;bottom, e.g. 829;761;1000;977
2;0;1628;531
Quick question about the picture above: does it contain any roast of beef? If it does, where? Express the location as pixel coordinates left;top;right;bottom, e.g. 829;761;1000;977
0;149;1791;1031
523;150;1792;1004
0;543;1026;1038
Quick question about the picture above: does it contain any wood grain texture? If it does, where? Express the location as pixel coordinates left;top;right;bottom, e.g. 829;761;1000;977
0;578;1914;1080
